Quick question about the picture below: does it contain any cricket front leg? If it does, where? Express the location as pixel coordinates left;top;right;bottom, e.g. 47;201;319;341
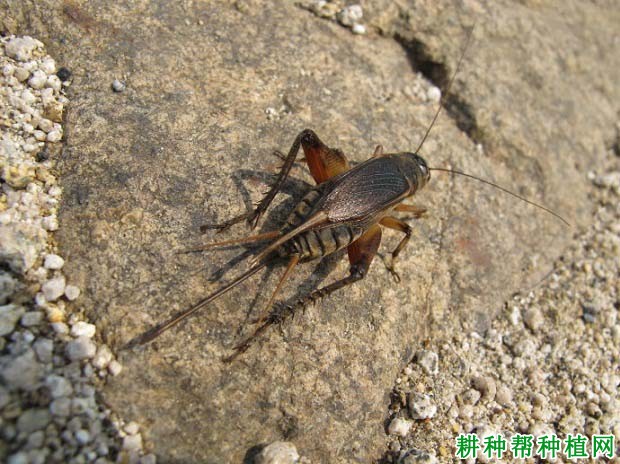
379;216;412;282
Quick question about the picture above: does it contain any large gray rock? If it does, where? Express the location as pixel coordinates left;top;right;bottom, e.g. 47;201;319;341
2;1;618;462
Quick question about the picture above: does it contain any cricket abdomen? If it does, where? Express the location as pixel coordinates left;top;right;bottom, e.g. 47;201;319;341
282;224;362;261
278;187;362;261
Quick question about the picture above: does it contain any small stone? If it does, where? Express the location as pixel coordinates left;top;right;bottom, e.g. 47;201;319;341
46;130;62;142
45;374;73;398
33;131;48;142
5;37;41;61
337;4;363;27
64;285;80;301
65;336;97;361
524;307;543;331
37;118;54;133
57;67;71;81
20;311;43;327
42;215;59;231
26;429;45;448
16;408;51;433
44;254;64;270
1;348;43;391
50;322;69;334
41;276;66;301
255;441;300;464
352;23;366;35
460;388;481;405
112;79;126;92
15;67;30;81
471;376;497;402
40;57;56;74
0;304;26;336
124;421;140;435
75;429;91;445
408;393;437;420
426;86;441;102
415;350;438;375
92;344;113;369
28;71;47;90
70;321;96;338
122;433;143;452
398;448;438;464
50;397;71;417
108;359;123;376
46;74;62;92
388;417;412;437
495;385;513;406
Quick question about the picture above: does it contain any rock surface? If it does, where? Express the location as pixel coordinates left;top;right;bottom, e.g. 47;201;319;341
2;1;618;462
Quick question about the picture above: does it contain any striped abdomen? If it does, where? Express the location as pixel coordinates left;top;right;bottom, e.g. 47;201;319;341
278;188;362;261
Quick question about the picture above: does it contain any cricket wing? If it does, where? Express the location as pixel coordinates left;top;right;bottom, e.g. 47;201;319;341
322;157;410;223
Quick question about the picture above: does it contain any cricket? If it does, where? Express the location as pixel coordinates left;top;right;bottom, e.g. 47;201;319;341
125;27;568;361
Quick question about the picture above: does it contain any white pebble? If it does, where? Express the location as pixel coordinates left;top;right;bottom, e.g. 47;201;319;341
427;86;441;102
112;79;126;92
33;130;47;141
122;433;143;452
46;74;62;91
28;71;47;90
45;374;73;398
51;322;69;334
42;276;66;301
124;421;140;435
37;118;54;132
0;304;25;336
92;345;113;369
352;23;366;35
44;254;65;270
524;307;543;331
71;321;96;338
33;338;53;363
46;130;62;142
42;215;59;231
75;429;91;445
14;67;30;82
388;417;412;437
408;393;437;420
64;285;80;301
5;37;41;61
50;397;71;417
337;4;363;26
255;441;300;464
40;57;56;74
20;311;43;327
416;349;439;375
108;360;123;376
65;336;97;361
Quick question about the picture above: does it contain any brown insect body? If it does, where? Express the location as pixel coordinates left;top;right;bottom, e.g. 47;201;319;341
125;25;566;360
275;152;430;263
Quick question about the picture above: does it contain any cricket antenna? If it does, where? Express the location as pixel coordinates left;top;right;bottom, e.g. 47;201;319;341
414;23;475;155
429;167;570;226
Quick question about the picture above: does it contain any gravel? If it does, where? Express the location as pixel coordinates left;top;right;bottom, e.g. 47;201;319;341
381;142;620;462
0;36;150;464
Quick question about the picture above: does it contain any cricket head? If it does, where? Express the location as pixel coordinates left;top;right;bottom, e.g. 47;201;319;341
395;152;431;193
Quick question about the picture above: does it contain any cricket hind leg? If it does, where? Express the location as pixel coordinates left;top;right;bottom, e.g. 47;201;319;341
204;129;351;232
224;225;382;362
